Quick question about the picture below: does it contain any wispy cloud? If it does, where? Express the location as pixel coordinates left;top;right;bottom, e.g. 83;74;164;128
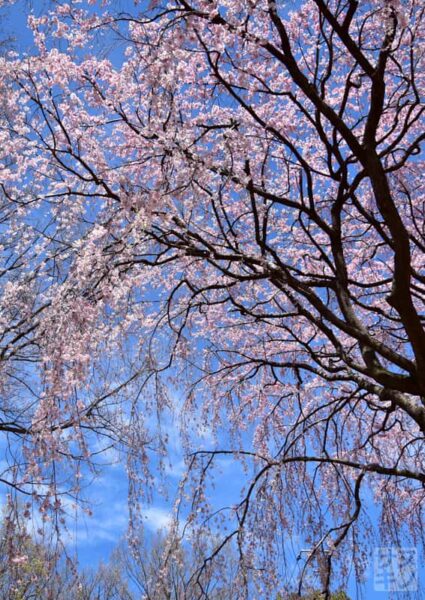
141;506;173;532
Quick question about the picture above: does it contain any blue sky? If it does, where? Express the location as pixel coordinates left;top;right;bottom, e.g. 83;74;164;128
0;1;424;598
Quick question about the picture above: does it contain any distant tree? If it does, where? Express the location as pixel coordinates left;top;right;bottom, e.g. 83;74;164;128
113;528;241;600
0;511;243;600
0;506;58;600
67;562;133;600
281;592;350;600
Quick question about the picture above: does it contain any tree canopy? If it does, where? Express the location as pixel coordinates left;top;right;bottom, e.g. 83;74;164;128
0;0;424;597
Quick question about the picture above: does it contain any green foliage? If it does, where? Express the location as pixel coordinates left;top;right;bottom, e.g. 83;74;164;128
279;590;350;600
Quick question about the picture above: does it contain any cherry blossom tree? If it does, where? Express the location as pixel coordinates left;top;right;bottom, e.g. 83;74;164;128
0;0;424;597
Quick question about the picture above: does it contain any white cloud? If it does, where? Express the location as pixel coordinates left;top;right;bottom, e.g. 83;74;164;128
64;500;129;546
163;458;186;479
141;506;173;532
